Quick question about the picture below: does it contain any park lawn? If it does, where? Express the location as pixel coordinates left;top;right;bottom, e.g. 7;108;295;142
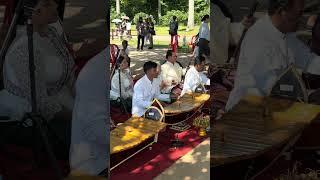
110;24;199;36
110;38;191;53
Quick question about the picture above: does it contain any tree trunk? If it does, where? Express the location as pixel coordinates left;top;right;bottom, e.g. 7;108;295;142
158;0;161;24
187;0;194;30
116;0;120;15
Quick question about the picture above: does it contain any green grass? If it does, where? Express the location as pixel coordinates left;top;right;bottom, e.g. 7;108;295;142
110;38;191;53
110;24;199;36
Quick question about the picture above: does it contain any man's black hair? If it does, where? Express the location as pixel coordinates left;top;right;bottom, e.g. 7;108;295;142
268;0;294;15
201;14;210;22
166;50;173;59
194;56;206;66
173;16;177;20
143;61;157;73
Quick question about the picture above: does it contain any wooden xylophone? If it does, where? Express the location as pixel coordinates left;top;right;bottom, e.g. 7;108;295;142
212;95;320;167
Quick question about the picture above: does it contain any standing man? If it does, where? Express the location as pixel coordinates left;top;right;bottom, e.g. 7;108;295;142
198;14;210;58
169;16;179;47
136;17;146;51
148;16;155;49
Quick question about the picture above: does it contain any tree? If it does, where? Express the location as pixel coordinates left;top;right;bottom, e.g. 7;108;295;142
158;0;161;23
116;0;120;14
187;0;194;30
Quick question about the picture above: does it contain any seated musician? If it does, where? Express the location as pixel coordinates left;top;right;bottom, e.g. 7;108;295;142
181;56;210;96
70;48;108;176
161;50;186;94
225;0;320;111
132;61;171;117
211;0;255;65
0;0;75;122
110;55;133;111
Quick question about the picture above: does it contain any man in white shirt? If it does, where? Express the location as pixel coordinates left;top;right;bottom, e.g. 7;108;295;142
226;0;320;111
198;14;210;58
132;61;171;117
70;48;108;175
161;50;185;93
182;56;210;96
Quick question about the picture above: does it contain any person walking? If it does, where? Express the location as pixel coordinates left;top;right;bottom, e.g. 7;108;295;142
136;17;146;51
169;16;179;47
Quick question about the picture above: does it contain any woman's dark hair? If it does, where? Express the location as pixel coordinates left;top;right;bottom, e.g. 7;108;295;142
194;56;206;66
211;0;234;22
166;50;173;59
201;14;210;22
138;17;143;22
143;61;157;73
173;16;177;20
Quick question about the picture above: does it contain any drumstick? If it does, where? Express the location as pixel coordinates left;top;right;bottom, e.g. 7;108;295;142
226;1;259;65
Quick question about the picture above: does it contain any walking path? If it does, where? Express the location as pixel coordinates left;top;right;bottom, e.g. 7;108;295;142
155;138;210;180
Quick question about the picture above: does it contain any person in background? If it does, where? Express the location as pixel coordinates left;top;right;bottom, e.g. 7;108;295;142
118;40;129;58
132;61;171;117
147;16;155;49
181;56;210;96
144;18;150;47
126;20;132;38
198;14;210;58
136;17;146;51
169;16;179;47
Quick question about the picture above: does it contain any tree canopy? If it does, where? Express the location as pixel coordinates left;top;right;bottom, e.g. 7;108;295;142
110;0;209;25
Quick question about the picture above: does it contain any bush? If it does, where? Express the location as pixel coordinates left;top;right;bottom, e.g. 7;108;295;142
159;10;188;26
133;12;154;25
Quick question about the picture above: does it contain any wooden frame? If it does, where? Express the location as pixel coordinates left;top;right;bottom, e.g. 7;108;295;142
110;99;166;171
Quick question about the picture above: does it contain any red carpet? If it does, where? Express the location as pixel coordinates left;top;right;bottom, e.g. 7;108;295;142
110;123;207;180
0;144;69;180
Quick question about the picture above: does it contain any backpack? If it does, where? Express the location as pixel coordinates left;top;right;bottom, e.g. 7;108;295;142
169;21;177;35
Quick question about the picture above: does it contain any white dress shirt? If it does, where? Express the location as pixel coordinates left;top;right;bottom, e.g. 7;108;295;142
181;66;210;96
110;70;133;100
70;48;108;175
199;22;210;41
211;4;244;64
226;15;320;111
161;61;185;93
132;75;170;117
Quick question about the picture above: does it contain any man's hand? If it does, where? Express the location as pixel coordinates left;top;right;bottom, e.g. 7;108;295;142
241;16;255;29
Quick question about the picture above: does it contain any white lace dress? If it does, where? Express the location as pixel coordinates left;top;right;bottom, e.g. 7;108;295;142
0;25;75;121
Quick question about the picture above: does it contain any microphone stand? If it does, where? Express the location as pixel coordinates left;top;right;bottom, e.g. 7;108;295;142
24;11;63;180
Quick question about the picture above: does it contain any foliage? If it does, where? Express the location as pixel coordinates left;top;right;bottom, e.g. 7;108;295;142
133;12;156;24
110;0;209;25
110;7;127;21
159;10;188;26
